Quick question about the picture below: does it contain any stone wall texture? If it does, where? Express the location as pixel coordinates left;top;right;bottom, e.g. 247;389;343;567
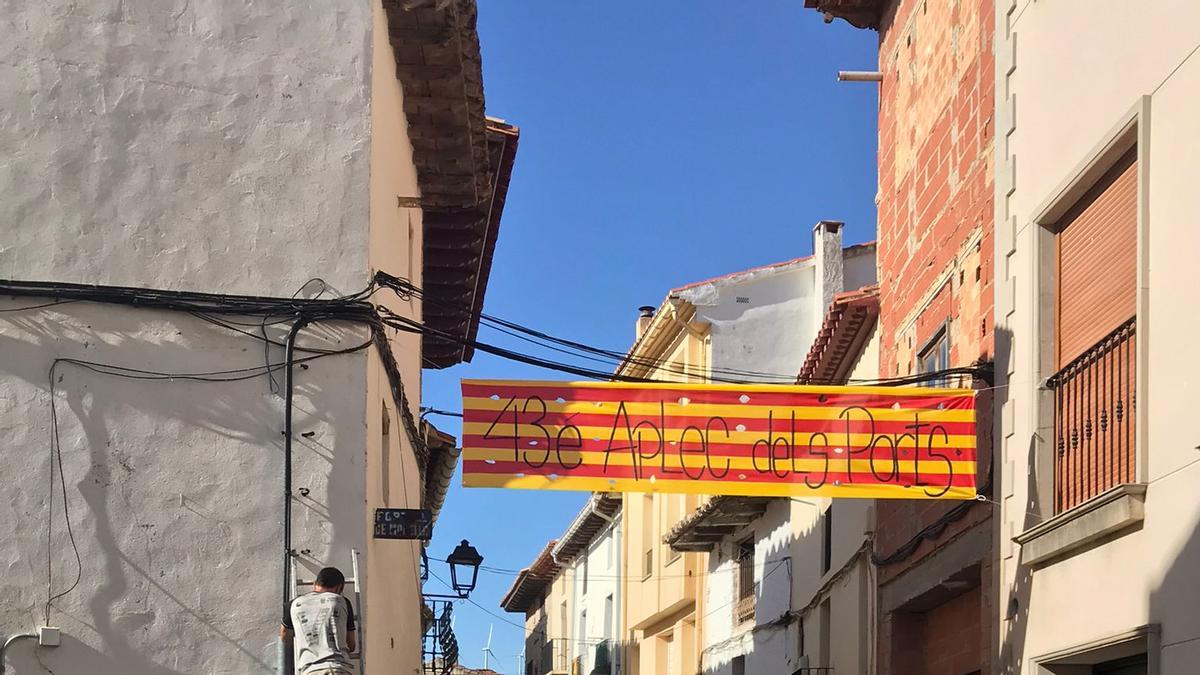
0;2;379;672
0;0;373;295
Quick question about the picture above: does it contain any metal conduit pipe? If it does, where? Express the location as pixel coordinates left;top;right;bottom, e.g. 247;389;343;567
1;633;37;674
837;70;884;82
279;314;316;675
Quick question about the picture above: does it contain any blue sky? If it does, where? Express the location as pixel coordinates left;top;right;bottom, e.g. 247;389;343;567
422;3;878;671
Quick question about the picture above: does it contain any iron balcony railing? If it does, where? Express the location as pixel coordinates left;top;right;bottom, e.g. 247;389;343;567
531;638;614;675
1047;317;1136;513
734;592;756;625
422;601;458;675
542;637;570;673
735;549;756;624
593;639;615;675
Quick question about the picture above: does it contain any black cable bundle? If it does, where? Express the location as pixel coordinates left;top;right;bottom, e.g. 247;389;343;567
4;272;994;623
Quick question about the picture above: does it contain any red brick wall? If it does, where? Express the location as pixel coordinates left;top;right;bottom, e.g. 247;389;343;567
875;0;995;378
872;0;995;570
871;0;996;670
874;390;993;586
884;584;986;675
875;497;990;586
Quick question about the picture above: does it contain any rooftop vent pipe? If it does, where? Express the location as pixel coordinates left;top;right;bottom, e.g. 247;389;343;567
636;305;656;340
837;71;884;82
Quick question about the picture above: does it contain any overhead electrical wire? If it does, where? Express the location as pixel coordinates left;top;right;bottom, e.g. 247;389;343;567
3;272;991;388
379;274;808;383
0;275;424;626
475;561;774;582
427;561;788;646
371;272;992;387
387;274;810;382
379;303;988;389
0;299;76;313
3;271;993;624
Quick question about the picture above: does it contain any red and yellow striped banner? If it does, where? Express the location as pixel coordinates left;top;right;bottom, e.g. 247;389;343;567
461;380;978;500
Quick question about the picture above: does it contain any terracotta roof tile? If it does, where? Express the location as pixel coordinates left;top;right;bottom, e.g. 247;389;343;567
798;284;880;384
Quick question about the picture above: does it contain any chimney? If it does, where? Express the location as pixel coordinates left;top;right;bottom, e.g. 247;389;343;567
813;220;845;313
636;305;656;340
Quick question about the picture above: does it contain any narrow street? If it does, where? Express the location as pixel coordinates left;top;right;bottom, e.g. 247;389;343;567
1;2;1198;675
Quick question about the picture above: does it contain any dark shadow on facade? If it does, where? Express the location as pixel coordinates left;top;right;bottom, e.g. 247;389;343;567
0;307;368;674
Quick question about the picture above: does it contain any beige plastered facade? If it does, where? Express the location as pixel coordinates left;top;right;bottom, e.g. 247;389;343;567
994;1;1200;673
619;306;710;675
363;0;427;670
526;572;574;674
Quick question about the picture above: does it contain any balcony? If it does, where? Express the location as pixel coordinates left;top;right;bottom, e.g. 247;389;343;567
531;638;616;675
592;640;616;675
1048;318;1136;513
734;542;756;625
422;601;459;675
734;593;756;625
538;637;570;674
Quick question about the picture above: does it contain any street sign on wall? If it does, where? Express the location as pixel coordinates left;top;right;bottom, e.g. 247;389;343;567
461;380;978;500
373;508;433;540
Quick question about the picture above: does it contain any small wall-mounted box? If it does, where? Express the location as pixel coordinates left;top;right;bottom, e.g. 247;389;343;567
38;627;61;647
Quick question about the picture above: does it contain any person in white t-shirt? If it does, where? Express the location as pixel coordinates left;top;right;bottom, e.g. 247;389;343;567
280;566;358;675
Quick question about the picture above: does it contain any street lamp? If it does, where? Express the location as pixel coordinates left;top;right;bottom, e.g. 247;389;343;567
446;539;483;597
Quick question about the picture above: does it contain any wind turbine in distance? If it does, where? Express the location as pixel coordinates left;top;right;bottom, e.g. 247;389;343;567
482;624;498;670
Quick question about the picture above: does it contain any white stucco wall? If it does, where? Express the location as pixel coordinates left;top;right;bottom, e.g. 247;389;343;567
842;248;877;297
691;242;878;674
571;517;622;675
701;500;792;675
995;2;1200;672
685;262;820;381
680;241;877;384
0;1;393;672
0;303;368;674
0;0;372;295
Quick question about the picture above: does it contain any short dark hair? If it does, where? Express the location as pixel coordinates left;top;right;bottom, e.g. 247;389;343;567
315;567;346;589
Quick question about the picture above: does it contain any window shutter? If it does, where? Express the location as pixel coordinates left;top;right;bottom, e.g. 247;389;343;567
1056;149;1138;369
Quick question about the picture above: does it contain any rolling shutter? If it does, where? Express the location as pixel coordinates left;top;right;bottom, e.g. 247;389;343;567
1056;149;1138;369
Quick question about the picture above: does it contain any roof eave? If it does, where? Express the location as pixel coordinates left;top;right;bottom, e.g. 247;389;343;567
663;496;772;553
456;120;520;363
798;285;880;384
383;0;521;369
550;494;622;562
616;297;695;380
498;540;560;613
422;421;461;529
803;0;885;30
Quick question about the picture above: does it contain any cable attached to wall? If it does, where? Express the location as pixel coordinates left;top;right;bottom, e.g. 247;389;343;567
0;277;423;629
4;273;996;629
869;458;995;567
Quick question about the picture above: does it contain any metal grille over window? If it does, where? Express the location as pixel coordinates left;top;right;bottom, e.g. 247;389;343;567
735;540;755;624
1048;318;1136;512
